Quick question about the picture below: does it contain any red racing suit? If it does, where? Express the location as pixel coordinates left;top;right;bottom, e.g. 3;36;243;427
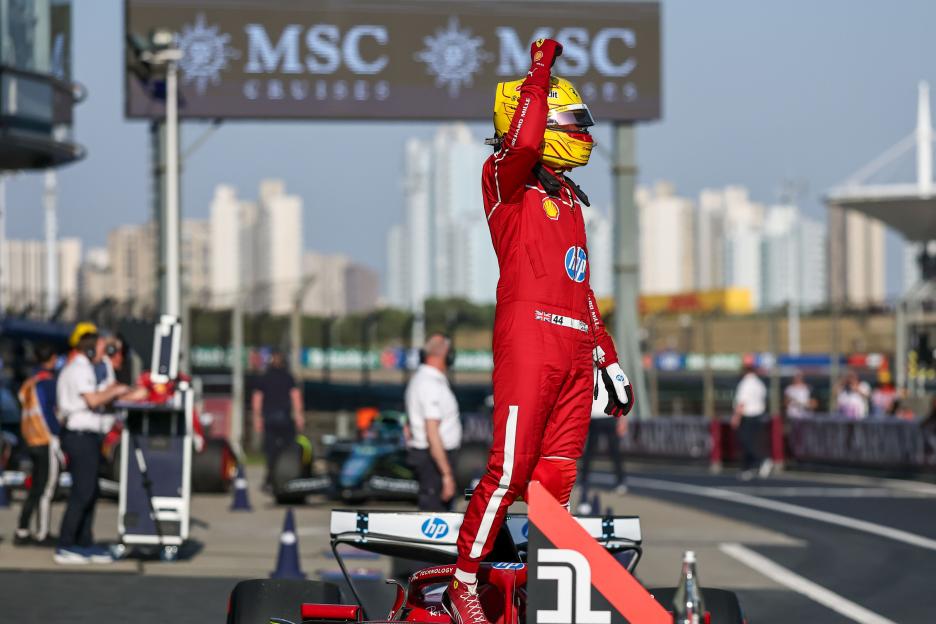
455;62;619;574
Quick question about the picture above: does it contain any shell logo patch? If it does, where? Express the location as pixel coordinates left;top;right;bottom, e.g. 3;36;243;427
542;198;560;221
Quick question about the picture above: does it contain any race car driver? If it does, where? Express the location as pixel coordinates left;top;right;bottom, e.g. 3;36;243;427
443;38;636;623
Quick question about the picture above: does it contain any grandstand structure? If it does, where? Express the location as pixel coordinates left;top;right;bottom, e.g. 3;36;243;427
826;82;936;395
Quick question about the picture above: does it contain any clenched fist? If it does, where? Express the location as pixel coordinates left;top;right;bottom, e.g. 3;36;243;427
530;38;563;70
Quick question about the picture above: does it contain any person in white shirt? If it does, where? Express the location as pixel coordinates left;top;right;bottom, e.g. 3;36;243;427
731;364;769;480
55;328;129;564
404;334;462;511
784;372;814;419
836;372;869;420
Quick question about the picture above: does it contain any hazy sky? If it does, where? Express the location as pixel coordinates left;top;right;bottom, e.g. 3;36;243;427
6;0;935;295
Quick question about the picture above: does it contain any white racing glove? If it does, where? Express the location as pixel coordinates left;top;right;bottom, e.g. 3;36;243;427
600;361;635;418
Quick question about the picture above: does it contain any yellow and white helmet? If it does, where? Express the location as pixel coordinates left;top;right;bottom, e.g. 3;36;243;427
492;75;595;170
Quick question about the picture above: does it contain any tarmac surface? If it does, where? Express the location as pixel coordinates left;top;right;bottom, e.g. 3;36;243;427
1;462;934;622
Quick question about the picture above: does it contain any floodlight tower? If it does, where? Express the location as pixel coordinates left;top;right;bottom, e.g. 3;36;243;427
129;28;183;319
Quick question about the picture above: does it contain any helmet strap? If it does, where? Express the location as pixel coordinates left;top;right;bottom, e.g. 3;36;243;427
563;174;591;207
534;163;591;207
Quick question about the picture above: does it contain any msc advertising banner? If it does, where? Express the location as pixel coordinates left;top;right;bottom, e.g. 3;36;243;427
125;0;660;121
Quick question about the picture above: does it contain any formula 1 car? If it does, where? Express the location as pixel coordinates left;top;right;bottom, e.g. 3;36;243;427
271;412;488;506
270;412;415;505
226;507;746;623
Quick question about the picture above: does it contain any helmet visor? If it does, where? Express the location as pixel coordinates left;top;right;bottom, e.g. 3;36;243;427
547;104;596;129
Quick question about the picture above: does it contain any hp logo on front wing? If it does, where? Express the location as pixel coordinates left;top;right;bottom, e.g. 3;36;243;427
421;517;450;540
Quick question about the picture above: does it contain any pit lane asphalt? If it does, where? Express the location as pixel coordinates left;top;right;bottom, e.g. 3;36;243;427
624;464;936;623
2;463;933;622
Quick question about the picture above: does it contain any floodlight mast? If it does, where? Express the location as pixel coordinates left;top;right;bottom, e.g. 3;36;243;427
140;29;184;320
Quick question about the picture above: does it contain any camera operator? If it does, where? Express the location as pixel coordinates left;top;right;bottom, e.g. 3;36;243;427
54;327;129;564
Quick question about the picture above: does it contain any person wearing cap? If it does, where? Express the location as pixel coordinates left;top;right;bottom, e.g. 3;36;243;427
54;325;129;564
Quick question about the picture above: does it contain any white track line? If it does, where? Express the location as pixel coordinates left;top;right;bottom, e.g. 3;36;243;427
720;486;923;498
629;477;936;552
720;543;897;624
879;478;936;496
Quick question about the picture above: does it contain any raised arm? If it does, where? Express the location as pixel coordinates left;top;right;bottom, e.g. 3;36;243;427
484;39;563;211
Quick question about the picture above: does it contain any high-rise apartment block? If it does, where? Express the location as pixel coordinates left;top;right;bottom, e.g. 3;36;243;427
73;219;209;315
1;237;81;316
182;219;212;305
637;182;830;312
209;185;242;308
78;247;111;310
827;205;886;307
301;252;379;316
761;206;827;310
387;124;496;308
106;223;157;313
583;206;613;298
637;182;696;296
208;180;303;314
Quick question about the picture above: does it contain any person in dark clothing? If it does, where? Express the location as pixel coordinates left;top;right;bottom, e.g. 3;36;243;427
578;370;629;513
15;344;61;546
252;351;304;489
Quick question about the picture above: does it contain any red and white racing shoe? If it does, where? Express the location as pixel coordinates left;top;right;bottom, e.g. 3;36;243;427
441;577;490;624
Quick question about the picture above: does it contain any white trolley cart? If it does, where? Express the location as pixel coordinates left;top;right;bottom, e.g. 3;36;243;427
117;315;192;560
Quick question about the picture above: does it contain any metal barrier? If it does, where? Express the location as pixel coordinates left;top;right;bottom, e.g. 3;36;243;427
787;416;936;470
585;414;936;475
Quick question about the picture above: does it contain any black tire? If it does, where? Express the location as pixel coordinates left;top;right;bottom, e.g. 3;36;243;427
648;587;745;623
226;579;341;624
454;442;489;492
192;438;236;493
272;445;305;505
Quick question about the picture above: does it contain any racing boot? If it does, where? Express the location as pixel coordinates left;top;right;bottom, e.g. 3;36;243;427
442;577;489;624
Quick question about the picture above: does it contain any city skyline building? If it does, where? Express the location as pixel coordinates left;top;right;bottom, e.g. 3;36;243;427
724;220;764;310
388;124;495;308
696;185;766;297
78;247;110;310
448;212;499;304
386;223;407;308
637;181;696;295
258;180;303;314
583;205;613;298
761;205;827;311
208;180;303;314
301;251;380;316
107;222;157;314
209;184;242;308
399;138;431;311
1;237;81;317
828;205;886;306
182;219;211;305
